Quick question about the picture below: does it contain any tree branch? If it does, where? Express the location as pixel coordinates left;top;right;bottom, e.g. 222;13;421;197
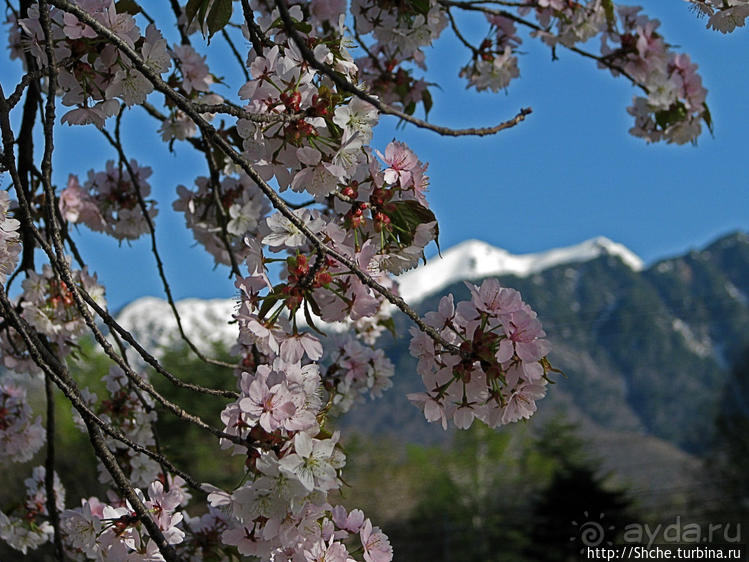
47;0;465;358
240;0;270;55
222;27;251;82
442;0;646;91
44;373;65;561
100;124;238;371
0;91;242;448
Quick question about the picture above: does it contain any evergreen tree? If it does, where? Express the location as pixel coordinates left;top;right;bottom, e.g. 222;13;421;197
711;346;749;525
527;420;634;562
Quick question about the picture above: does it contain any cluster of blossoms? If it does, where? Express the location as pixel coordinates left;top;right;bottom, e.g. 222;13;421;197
0;467;64;555
4;0;734;557
0;190;21;283
460;14;522;93
323;335;394;414
352;0;446;111
158;47;221;141
59;160;157;240
230;35;374;202
11;0;226;133
408;279;552;430
687;0;749;33
13;2;170;127
352;0;447;58
60;477;190;559
0;383;45;463
203;467;392;560
174;173;269;266
0;322;44;375
17;259;105;348
524;0;608;48
0;255;104;374
601;6;708;144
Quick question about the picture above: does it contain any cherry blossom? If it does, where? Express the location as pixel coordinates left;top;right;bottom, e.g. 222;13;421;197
2;0;732;557
61;160;156;240
408;279;552;430
0;384;45;464
0;467;64;555
0;191;21;283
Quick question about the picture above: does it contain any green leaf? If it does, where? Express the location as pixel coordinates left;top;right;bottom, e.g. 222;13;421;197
602;0;616;31
294;20;313;34
206;0;233;40
197;0;211;32
422;89;433;117
257;290;281;320
379;316;397;339
387;200;439;249
702;102;714;135
408;0;430;16
185;0;207;28
654;102;687;130
115;0;140;15
268;13;312;33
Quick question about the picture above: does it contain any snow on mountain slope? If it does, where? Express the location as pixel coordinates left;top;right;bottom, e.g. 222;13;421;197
116;297;238;353
396;236;643;303
115;237;642;351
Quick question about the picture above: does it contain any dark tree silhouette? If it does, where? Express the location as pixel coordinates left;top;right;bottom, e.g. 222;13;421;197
526;421;634;562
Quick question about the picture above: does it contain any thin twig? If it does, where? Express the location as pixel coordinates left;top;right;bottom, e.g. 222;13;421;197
7;71;40;110
352;25;386;75
44;373;65;561
202;137;243;277
192;102;298;122
447;8;479;55
100;125;237;370
221;27;251;81
169;0;191;45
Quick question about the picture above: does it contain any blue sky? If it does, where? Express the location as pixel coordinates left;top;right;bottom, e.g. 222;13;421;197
1;1;747;310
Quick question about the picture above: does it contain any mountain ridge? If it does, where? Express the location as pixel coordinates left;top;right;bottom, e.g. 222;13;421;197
113;231;749;448
108;230;749;515
397;235;644;303
116;234;648;349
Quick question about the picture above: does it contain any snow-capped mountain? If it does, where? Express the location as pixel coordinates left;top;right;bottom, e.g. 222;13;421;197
344;231;749;453
115;236;644;351
116;297;238;353
396;236;643;303
112;231;749;454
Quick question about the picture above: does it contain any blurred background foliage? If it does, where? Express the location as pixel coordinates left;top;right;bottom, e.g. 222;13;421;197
2;338;748;561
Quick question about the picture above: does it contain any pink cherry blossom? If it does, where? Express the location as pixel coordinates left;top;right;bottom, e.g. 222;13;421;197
377;141;419;188
360;519;393;562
